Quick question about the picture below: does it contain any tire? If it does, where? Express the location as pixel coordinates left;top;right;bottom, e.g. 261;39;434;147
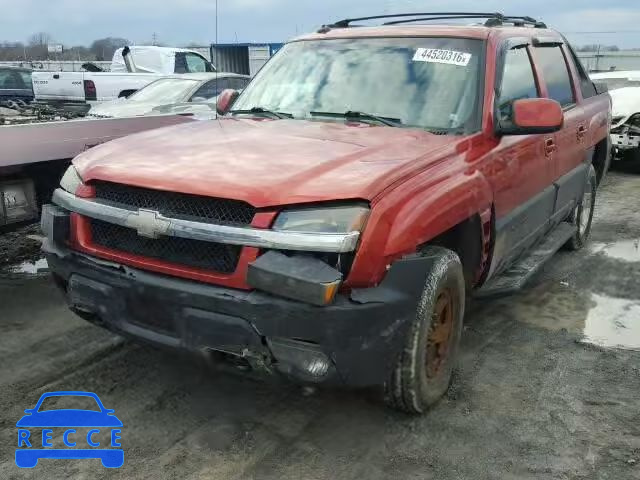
384;246;465;414
565;165;597;251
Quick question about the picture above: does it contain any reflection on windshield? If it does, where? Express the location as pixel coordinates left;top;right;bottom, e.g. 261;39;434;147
233;37;483;132
129;79;199;103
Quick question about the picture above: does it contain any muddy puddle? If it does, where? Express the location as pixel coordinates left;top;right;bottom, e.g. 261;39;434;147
481;285;640;352
591;239;640;262
581;293;640;350
7;258;48;275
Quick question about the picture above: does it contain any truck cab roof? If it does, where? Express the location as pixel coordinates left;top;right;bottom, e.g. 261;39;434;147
295;11;562;44
296;24;562;43
111;46;214;74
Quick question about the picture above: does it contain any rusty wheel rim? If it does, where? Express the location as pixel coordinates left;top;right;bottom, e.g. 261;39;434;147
425;289;455;379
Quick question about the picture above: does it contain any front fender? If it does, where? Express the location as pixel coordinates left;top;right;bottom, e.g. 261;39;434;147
346;165;493;287
588;109;610;148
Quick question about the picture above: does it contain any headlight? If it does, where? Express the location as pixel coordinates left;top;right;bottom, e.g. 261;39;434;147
273;204;369;234
60;165;84;193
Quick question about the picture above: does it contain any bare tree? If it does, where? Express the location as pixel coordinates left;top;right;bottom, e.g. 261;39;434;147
61;46;93;61
24;32;53;60
90;37;129;61
0;41;27;61
28;32;52;47
576;44;621;52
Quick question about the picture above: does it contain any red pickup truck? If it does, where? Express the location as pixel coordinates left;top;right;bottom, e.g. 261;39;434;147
42;13;612;413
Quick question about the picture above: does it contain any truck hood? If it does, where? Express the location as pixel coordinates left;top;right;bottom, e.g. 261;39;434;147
609;87;640;126
73;118;461;207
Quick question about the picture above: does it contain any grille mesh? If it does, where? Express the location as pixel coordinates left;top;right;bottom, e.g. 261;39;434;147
93;181;255;225
91;219;241;273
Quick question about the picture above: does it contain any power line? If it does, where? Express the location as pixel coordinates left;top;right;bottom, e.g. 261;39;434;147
564;30;640;35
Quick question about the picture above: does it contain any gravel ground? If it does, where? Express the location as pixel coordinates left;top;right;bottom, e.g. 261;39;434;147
0;169;639;480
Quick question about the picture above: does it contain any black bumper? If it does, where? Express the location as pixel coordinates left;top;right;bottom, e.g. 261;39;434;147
44;240;433;387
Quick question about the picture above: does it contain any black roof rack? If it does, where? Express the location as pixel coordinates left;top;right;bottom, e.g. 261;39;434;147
319;12;547;32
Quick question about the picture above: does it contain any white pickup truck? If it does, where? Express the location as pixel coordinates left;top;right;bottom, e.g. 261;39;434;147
32;46;215;111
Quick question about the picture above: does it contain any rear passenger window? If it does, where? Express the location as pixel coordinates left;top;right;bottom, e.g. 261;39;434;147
497;47;538;124
566;45;597;99
534;46;575;107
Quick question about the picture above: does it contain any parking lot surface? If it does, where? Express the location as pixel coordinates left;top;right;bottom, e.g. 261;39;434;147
1;168;639;480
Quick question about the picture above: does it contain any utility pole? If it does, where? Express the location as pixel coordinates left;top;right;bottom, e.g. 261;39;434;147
152;32;158;46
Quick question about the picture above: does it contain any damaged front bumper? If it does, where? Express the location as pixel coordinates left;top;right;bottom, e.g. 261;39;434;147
611;116;640;153
44;238;433;387
611;131;640;151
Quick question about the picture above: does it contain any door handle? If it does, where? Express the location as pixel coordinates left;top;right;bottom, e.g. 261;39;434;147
577;125;587;141
544;138;556;157
53;74;60;79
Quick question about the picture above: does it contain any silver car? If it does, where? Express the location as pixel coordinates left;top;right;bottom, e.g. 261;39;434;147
87;72;249;118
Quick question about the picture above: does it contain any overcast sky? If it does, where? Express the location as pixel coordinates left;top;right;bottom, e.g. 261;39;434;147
1;0;639;48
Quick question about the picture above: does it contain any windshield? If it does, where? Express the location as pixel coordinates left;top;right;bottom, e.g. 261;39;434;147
232;37;483;132
18;72;33;91
0;69;32;90
129;78;199;103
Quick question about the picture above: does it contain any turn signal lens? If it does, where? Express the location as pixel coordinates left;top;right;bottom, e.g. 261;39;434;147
59;165;84;194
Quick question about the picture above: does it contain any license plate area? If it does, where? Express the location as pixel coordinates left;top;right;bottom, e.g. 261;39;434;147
127;292;177;335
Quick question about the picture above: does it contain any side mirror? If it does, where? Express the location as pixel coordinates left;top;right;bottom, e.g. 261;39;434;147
24;409;34;414
498;98;564;135
216;89;239;116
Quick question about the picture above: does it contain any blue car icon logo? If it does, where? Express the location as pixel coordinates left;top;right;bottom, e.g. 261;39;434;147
16;391;123;468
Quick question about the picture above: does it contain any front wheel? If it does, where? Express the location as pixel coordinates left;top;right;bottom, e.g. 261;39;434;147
565;165;597;251
385;247;465;414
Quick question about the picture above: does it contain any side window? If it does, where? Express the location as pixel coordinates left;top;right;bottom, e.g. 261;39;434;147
175;53;214;74
186;53;214;73
496;47;539;124
534;46;576;107
185;53;206;73
566;45;597;99
191;79;229;101
174;53;187;74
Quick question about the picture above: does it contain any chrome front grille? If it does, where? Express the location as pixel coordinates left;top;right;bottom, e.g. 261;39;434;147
91;219;242;273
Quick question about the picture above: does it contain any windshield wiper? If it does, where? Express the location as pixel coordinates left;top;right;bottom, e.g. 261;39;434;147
229;107;293;119
309;110;403;127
